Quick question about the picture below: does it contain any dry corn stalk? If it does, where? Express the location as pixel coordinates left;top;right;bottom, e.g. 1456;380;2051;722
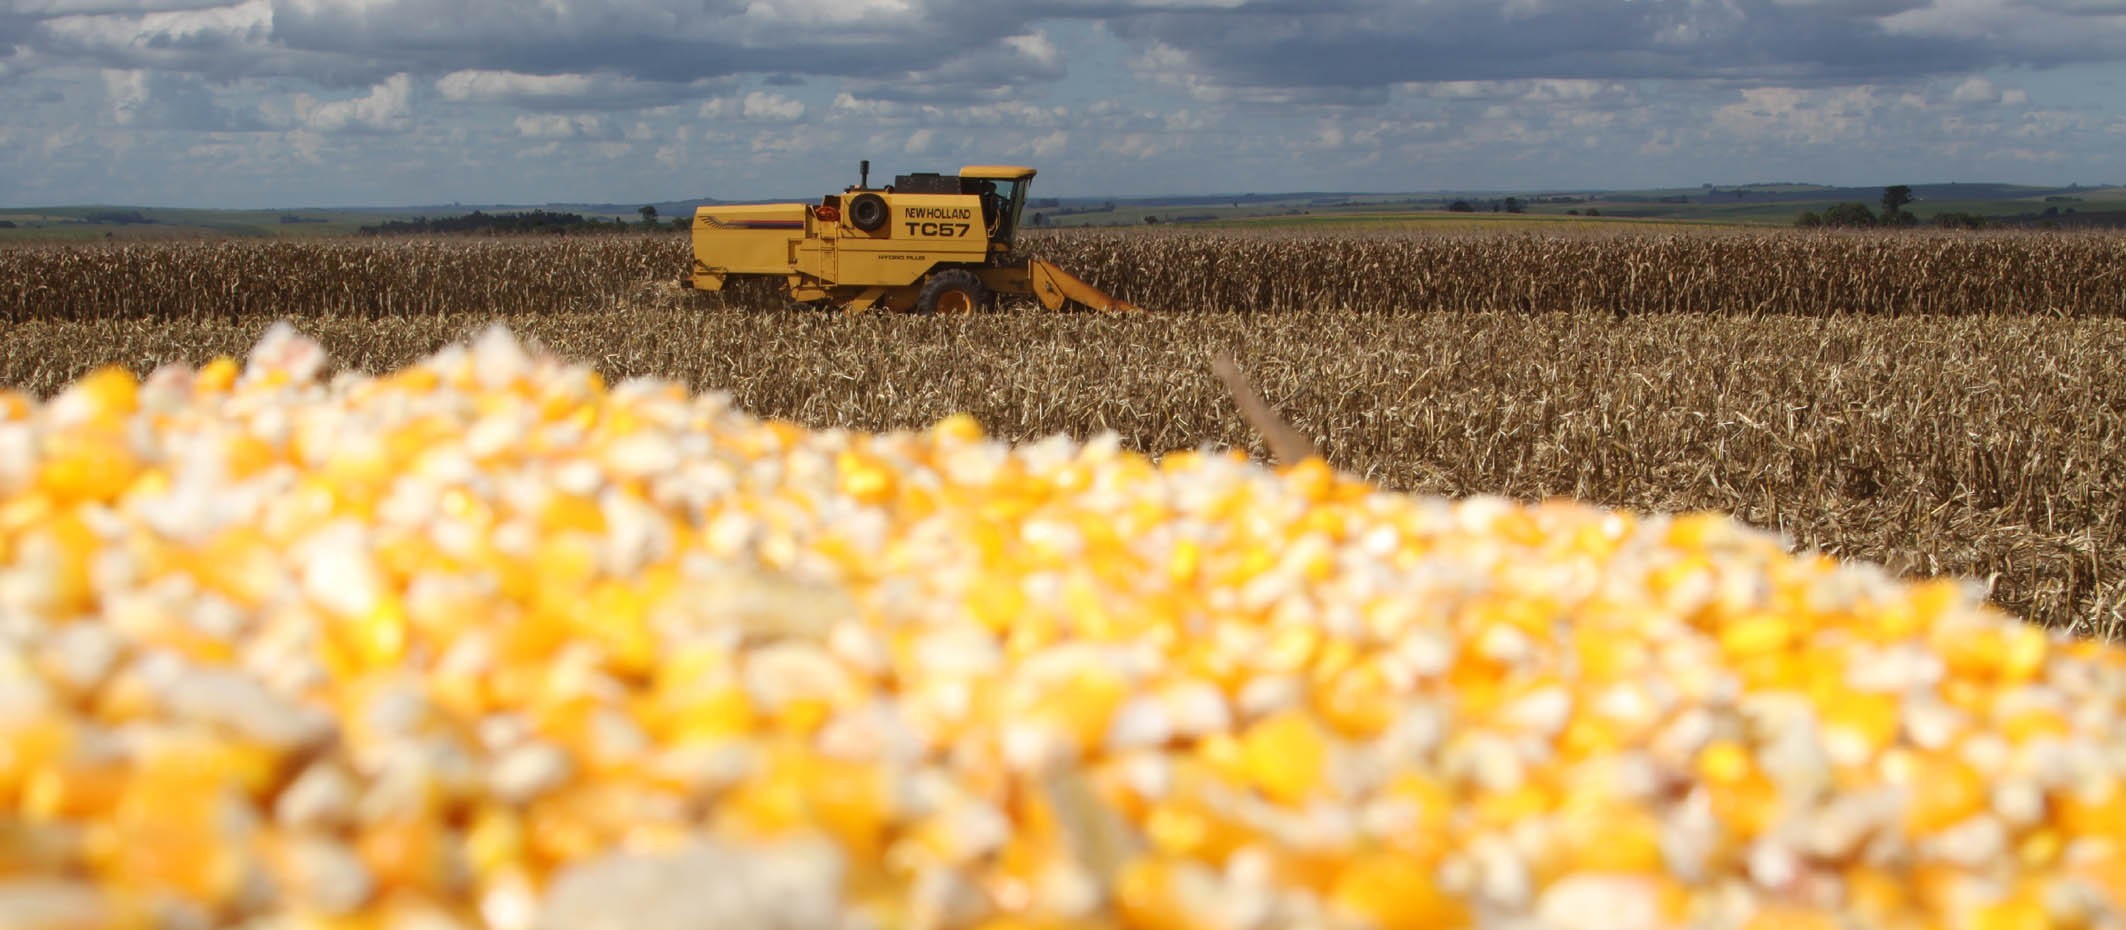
1211;352;1317;466
0;324;2123;930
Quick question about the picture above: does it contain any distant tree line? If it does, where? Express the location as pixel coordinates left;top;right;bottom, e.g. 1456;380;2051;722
1796;186;1921;229
359;209;684;236
1445;198;1558;215
1796;184;2126;230
1994;204;2126;229
84;210;154;226
1042;201;1119;218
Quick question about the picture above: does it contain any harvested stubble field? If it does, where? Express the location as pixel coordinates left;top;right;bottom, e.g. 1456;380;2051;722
2;230;2122;636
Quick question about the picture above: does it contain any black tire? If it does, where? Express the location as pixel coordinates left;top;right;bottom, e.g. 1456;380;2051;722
848;193;889;231
914;268;987;315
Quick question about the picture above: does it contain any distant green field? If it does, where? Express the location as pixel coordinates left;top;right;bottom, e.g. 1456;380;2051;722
1196;210;1718;231
0;206;407;241
0;204;650;242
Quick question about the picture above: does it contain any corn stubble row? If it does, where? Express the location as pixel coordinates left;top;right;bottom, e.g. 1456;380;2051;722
6;229;2125;323
5;325;2126;930
1029;230;2126;319
0;239;671;324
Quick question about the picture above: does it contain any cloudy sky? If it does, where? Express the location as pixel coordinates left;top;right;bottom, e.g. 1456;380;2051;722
3;0;2124;208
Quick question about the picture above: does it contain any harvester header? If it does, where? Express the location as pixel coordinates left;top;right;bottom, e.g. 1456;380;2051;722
685;162;1142;314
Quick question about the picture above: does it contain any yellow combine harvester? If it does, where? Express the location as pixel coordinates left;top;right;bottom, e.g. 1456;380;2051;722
686;162;1142;313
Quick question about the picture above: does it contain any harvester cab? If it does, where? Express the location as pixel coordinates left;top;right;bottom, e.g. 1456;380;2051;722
687;161;1141;314
873;164;1027;245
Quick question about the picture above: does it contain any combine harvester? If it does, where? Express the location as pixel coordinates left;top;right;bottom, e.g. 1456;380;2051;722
686;161;1143;313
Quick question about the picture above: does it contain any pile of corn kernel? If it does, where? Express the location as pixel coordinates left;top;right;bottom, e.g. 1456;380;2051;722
3;323;2125;930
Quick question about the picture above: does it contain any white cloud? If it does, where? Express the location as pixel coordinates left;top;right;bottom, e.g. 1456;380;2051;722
1951;76;1999;104
741;90;804;121
17;1;244;12
1102;132;1174;159
513;113;605;139
440;70;598;103
699;90;807;121
16;0;2126;106
101;67;147;123
1004;32;1061;70
7;0;2126;206
286;126;320;161
1016;129;1067;159
435;69;708;110
1711;85;1882;145
33;1;278;78
735;0;922;27
292;73;410;133
99;65;259;129
829;92;897;119
746;127;821;155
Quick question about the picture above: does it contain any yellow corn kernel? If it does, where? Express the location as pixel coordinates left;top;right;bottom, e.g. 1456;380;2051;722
1260;625;1320;673
1555;801;1667;874
1114;857;1218;930
932;413;984;443
465;804;527;879
802;761;893;860
1968;891;2048;930
193;355;240;392
0;388;32;421
1326;852;1469;930
1743;907;1841;930
2055;784;2126;837
837;450;897;506
1379;772;1454;826
1719;614;1796;657
1473;782;1556;829
1895;750;1987;835
1315;661;1395;738
1574;628;1649;679
1697;740;1753;786
1239;710;1328;806
337;595;409;671
1143;800;1249;864
1308;637;1360;685
1843;867;1913;923
1818;691;1900;757
2000;706;2070;744
74;365;141;417
2015;829;2062;869
1706;774;1780;842
581;579;657;677
1036;668;1129;754
23;763;122;822
39;430;141;506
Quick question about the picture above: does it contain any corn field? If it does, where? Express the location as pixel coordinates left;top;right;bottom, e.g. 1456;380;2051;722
5;229;2126;322
1;230;2122;635
0;237;682;323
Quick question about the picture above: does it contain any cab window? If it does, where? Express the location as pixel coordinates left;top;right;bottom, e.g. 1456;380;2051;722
975;178;1023;239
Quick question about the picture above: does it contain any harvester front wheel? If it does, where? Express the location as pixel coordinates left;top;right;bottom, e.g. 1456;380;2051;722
915;269;987;315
